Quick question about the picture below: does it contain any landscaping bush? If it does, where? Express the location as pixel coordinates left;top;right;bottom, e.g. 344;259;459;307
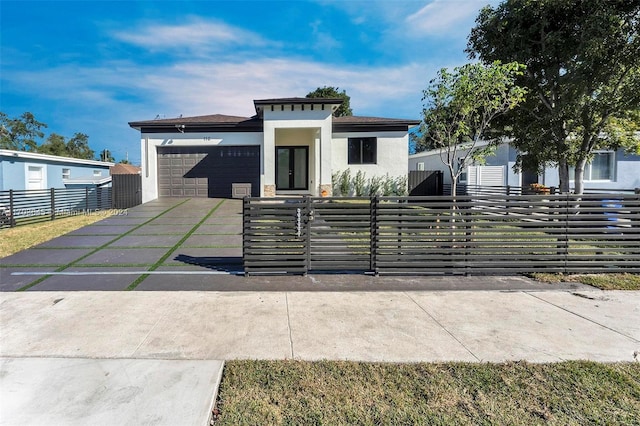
331;171;408;197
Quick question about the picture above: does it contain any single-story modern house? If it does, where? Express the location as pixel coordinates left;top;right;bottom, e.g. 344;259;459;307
0;149;114;191
129;97;419;202
409;142;640;192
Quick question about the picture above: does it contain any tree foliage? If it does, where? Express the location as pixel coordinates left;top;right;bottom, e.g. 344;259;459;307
38;133;68;156
37;131;96;160
0;112;47;151
468;0;640;193
1;111;103;160
418;61;527;196
65;133;95;160
306;86;353;117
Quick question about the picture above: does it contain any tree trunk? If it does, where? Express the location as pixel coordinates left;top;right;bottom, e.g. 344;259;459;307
447;164;457;197
573;157;588;195
558;159;570;193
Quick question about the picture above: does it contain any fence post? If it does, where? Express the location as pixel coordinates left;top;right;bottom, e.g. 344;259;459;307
562;193;570;274
370;196;378;274
304;196;311;275
242;197;248;276
9;189;15;227
50;188;56;221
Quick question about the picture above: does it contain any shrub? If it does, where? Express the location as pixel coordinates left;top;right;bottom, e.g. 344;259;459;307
339;170;351;197
353;171;367;196
368;175;383;196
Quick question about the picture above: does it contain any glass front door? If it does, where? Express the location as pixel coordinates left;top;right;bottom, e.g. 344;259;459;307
276;147;308;190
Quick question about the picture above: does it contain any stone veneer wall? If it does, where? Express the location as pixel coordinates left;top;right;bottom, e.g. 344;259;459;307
263;184;276;197
319;184;332;197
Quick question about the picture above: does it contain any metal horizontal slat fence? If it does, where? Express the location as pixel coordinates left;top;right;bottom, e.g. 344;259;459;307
0;187;112;228
242;198;308;275
243;194;640;276
308;198;372;272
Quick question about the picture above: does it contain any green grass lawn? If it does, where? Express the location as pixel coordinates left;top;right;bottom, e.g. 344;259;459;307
0;213;112;258
213;360;640;425
531;273;640;290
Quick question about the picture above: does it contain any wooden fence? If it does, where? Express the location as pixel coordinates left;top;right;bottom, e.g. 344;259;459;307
243;194;640;276
0;187;112;228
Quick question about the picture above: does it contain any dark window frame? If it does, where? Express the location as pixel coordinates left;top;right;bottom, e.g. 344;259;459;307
348;137;377;165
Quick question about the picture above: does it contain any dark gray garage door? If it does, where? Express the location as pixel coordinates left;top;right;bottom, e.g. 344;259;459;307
157;146;260;198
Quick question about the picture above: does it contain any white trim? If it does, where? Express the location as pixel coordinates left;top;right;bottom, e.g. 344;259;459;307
409;139;494;160
0;149;113;167
63;176;112;185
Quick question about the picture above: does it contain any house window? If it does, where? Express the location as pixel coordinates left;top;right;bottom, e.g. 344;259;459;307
62;168;70;179
348;137;377;164
570;151;615;181
417;162;425;171
93;170;102;177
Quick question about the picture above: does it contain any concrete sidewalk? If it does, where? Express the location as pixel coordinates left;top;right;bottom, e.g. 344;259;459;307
1;289;639;424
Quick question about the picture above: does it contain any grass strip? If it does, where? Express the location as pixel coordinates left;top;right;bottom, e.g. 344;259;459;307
531;272;640;290
16;199;191;291
214;360;640;425
0;214;114;258
126;199;226;291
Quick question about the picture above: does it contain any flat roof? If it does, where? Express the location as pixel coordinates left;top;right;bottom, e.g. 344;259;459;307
0;149;114;167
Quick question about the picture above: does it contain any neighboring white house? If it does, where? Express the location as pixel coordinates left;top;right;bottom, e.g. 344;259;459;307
409;141;640;192
129;97;419;202
0;149;113;191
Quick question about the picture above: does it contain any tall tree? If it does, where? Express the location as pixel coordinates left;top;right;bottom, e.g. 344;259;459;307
66;133;95;160
0;112;47;151
99;149;115;162
468;0;640;193
38;133;68;156
418;61;526;197
306;86;353;117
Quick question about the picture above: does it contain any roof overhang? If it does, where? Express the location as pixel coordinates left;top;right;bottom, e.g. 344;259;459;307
0;149;114;167
253;97;343;116
63;176;112;185
128;116;263;133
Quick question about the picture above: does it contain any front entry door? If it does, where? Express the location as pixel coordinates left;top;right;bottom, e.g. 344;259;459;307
276;147;308;190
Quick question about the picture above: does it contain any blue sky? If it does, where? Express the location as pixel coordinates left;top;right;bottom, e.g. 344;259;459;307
1;0;496;164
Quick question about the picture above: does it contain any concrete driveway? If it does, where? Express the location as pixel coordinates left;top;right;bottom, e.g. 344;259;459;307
0;198;243;292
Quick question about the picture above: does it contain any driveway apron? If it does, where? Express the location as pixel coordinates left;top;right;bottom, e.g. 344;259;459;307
0;198;243;291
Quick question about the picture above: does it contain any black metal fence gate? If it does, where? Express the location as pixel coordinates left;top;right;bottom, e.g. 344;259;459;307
112;174;142;209
243;194;640;276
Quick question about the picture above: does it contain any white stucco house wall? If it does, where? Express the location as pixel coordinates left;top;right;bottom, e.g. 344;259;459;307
129;98;418;203
409;141;640;192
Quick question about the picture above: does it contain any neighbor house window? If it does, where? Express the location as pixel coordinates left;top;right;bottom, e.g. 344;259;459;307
570;151;615;181
348;137;377;164
93;170;102;177
417;162;425;171
62;168;70;179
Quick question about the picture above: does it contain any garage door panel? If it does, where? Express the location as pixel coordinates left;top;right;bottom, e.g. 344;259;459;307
157;146;260;198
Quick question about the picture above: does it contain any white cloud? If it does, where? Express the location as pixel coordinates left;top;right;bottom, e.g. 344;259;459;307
406;0;488;36
111;17;268;52
6;54;435;122
130;58;430;119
